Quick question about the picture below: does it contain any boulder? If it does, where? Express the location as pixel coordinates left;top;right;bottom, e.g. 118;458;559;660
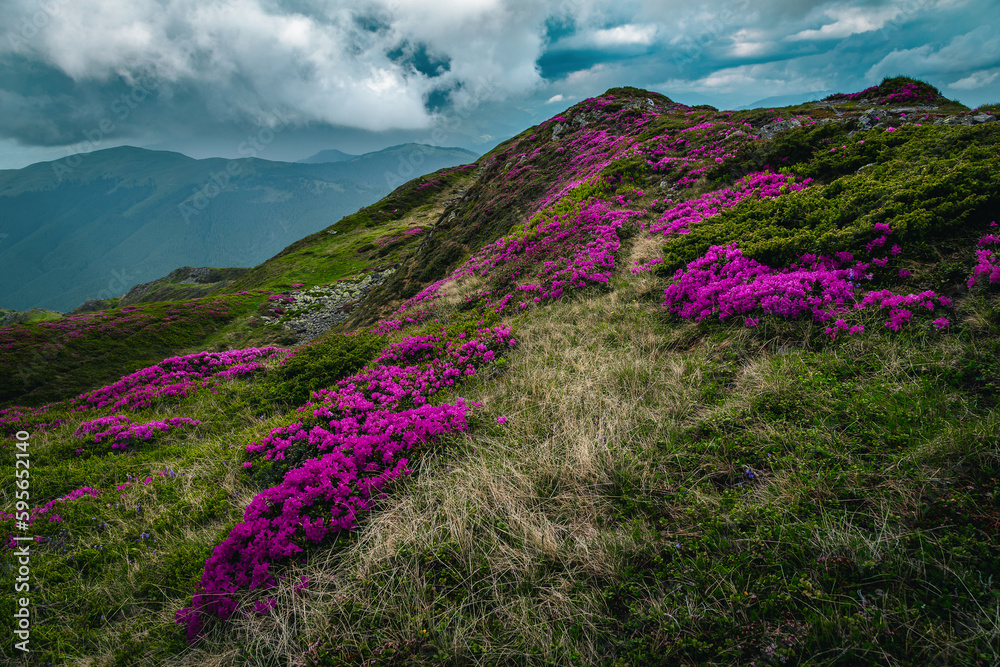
934;116;976;126
858;109;888;130
758;118;802;140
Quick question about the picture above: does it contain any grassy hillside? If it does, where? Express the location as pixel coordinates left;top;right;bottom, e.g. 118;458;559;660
1;77;999;666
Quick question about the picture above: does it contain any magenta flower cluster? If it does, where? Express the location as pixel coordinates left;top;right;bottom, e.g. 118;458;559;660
661;224;954;335
176;324;516;640
74;415;200;450
645;171;811;237
3;469;183;549
395;198;643;319
73;347;288;411
0;405;63;437
824;82;936;105
968;229;1000;288
884;83;936;104
2;486;100;546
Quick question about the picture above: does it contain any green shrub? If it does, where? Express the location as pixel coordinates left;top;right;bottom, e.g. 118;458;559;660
662;126;1000;272
242;332;384;413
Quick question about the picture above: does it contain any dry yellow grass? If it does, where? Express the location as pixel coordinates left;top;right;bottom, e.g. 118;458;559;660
181;285;707;665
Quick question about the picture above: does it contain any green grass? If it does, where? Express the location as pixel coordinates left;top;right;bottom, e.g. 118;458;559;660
0;295;265;409
258;274;997;667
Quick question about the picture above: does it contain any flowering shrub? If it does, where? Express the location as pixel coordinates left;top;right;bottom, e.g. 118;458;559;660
73;347;288;412
645;171;811;237
396;197;643;319
823;78;938;105
661;224;953;335
74;415;201;450
0;405;63;437
176;322;516;640
968;230;1000;288
2;487;101;547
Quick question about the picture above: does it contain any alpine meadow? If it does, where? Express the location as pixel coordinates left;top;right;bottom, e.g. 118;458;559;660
2;77;999;666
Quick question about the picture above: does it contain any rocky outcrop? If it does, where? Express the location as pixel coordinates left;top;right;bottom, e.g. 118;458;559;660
265;268;396;342
858;108;889;130
933;114;997;126
758;118;802;140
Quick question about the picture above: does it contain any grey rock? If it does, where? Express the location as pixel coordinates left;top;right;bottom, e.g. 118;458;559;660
858;109;888;130
758;118;802;140
274;268;397;343
973;114;997;124
934;115;975;126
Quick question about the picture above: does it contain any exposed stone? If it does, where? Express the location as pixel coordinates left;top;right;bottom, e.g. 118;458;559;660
858;108;888;130
973;114;997;124
934;115;976;126
270;268;396;342
758;118;802;141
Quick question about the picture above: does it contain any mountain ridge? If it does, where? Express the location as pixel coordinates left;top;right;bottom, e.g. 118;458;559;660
0;143;477;312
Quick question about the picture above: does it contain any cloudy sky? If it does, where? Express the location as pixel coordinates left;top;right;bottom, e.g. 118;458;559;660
0;0;996;169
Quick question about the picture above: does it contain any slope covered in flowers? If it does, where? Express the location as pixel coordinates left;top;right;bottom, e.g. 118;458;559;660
2;77;999;666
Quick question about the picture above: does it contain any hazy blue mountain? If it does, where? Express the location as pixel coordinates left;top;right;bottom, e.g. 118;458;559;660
297;149;358;163
734;91;836;110
0;144;477;312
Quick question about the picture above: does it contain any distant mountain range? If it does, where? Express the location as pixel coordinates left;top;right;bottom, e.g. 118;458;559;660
0;143;477;312
734;91;836;110
297;149;358;163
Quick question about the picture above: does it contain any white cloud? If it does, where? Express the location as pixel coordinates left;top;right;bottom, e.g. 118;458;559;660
730;40;773;57
867;26;1000;78
590;24;658;47
788;5;902;41
546;93;565;103
948;69;1000;90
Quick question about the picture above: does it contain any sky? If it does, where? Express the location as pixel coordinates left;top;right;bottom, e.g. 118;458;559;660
0;0;997;170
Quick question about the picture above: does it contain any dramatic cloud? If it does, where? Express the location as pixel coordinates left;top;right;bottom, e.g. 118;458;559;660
0;0;995;169
787;5;903;41
949;69;999;90
867;26;1000;79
